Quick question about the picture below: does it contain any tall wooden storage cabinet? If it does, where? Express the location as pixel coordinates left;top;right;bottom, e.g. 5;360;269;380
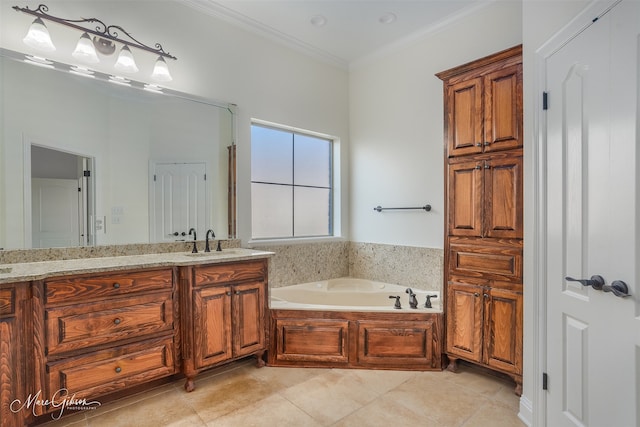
437;45;523;395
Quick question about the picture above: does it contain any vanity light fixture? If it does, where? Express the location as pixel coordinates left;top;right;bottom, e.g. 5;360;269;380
13;4;176;82
72;32;99;64
23;16;56;51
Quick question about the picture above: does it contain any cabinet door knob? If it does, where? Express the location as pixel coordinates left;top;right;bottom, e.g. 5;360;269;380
113;283;120;289
115;366;122;373
483;293;489;299
475;165;482;170
475;142;482;147
474;293;479;297
226;291;231;296
484;141;491;146
114;318;121;325
235;291;240;295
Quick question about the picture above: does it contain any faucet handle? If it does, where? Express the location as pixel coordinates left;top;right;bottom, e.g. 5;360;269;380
389;295;402;309
425;294;438;309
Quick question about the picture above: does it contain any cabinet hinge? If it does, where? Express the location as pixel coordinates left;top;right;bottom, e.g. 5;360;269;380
542;92;549;110
542;372;548;390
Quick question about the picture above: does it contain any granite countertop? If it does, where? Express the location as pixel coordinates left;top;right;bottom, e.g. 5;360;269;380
0;248;274;284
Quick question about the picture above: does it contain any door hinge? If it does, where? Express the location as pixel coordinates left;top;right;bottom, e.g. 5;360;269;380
204;173;207;181
543;372;548;390
83;170;91;177
153;174;157;182
543;92;549;110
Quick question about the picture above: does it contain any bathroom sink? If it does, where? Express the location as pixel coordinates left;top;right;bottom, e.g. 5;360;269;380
0;267;12;274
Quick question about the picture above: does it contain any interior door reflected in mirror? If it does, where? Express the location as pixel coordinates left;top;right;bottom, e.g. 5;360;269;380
30;145;95;248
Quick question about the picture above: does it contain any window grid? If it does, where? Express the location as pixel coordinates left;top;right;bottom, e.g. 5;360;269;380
251;124;333;239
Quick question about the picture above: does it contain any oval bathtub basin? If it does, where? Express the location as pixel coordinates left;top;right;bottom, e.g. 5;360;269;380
270;277;441;312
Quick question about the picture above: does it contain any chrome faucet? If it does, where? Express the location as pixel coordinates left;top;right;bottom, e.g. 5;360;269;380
406;288;418;309
205;229;215;252
188;228;197;253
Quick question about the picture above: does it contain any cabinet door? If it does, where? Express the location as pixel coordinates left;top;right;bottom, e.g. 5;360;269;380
483;64;522;153
483;286;522;375
0;285;28;427
448;160;483;236
483;155;523;239
446;281;483;362
446;77;483;157
232;281;265;357
193;286;232;369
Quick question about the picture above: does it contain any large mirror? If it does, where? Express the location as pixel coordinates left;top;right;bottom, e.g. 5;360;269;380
0;49;236;250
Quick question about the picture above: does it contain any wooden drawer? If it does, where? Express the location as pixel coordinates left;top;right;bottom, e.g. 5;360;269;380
193;260;266;287
356;320;436;367
0;287;15;316
273;319;349;364
45;292;174;355
46;337;176;403
45;268;173;304
449;242;522;281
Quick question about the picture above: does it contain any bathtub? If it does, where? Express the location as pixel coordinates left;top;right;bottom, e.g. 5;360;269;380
270;277;441;312
268;277;444;371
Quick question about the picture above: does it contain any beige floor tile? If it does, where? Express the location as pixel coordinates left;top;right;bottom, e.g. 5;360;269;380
246;365;327;390
340;368;415;395
332;394;441;427
462;402;526;427
443;366;513;398
86;388;205;427
206;394;323;427
280;370;381;425
38;411;89;427
386;375;487;426
177;368;281;422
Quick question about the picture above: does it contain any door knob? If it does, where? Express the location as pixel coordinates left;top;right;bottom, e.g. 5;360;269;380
603;280;631;298
565;275;605;290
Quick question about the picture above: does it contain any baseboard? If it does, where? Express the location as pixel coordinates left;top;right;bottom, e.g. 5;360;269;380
518;395;533;426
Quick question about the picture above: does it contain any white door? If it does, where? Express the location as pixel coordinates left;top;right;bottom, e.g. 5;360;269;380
31;178;80;248
545;1;639;426
151;162;207;243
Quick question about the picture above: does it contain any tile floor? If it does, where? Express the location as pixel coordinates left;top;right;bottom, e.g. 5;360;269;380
39;360;525;427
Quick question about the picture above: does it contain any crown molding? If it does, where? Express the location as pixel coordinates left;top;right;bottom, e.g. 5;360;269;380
178;0;348;69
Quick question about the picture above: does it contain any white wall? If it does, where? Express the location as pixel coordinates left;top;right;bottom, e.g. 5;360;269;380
0;0;350;246
349;1;522;248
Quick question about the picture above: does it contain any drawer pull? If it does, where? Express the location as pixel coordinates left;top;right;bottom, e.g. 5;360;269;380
113;283;121;289
115;366;122;373
114;318;122;325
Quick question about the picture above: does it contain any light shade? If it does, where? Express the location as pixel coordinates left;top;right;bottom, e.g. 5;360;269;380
23;17;56;52
114;45;139;73
151;56;172;82
72;32;99;64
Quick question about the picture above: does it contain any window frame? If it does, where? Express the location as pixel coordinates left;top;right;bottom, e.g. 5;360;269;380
250;121;336;241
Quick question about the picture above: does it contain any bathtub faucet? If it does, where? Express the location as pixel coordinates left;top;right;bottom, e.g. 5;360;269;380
389;295;402;309
425;294;438;309
406;288;418;309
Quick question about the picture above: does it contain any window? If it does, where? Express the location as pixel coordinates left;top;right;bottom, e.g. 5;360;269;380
251;123;333;239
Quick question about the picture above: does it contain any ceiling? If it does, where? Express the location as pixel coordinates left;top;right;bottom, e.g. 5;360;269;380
181;0;487;68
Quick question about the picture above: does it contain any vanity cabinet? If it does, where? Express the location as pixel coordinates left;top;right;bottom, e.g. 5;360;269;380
0;283;29;427
447;151;522;239
444;62;522;157
446;278;522;376
32;268;179;414
438;45;523;394
181;259;268;392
